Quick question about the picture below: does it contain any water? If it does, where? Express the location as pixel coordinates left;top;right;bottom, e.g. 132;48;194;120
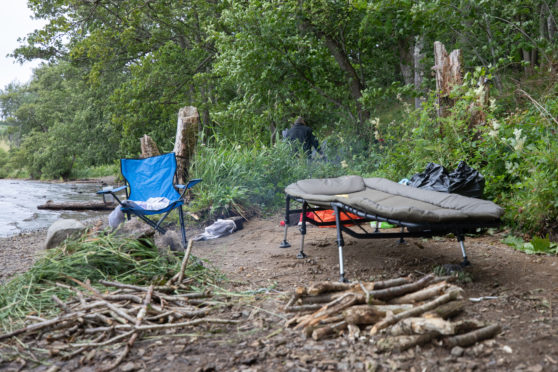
0;179;110;237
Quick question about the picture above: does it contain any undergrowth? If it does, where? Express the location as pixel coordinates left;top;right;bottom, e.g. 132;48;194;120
0;232;221;332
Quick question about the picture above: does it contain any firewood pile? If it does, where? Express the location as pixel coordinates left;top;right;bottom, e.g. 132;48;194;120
285;274;500;352
0;242;239;371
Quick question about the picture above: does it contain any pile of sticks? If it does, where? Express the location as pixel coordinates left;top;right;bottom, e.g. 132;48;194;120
285;274;500;352
0;242;238;371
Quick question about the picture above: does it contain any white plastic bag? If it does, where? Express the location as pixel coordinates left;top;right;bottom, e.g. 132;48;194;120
193;219;237;241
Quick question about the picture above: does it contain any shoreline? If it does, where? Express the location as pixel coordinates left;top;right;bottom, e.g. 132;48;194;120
0;229;48;284
0;217;107;285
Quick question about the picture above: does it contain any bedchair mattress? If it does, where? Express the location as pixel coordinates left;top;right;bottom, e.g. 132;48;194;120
285;175;504;224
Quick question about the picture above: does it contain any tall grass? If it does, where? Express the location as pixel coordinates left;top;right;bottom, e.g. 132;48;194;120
189;140;347;218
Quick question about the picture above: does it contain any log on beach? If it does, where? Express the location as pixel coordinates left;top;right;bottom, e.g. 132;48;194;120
38;200;116;211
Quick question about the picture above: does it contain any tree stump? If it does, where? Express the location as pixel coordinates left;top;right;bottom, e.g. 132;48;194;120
140;135;161;158
432;41;462;117
173;106;199;184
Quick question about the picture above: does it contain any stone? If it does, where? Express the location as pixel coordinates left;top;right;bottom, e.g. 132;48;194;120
113;218;155;240
450;346;464;357
154;230;183;252
45;219;86;249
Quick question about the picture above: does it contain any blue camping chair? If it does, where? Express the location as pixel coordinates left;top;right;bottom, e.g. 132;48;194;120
98;153;201;248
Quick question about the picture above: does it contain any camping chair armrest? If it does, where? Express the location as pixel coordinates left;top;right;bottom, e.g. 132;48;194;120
176;178;202;197
96;185;128;195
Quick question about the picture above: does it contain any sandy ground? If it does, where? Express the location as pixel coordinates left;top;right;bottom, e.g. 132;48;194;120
0;215;557;371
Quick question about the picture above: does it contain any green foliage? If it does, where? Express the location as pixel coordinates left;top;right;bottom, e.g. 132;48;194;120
0;232;216;329
373;67;558;237
1;0;556;238
503;234;558;254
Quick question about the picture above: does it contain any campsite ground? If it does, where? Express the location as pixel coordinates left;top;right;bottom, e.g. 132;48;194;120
1;215;557;371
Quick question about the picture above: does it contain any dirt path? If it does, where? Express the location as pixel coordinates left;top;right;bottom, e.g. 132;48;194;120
1;216;557;371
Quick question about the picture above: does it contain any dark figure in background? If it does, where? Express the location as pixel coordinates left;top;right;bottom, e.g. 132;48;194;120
285;117;320;156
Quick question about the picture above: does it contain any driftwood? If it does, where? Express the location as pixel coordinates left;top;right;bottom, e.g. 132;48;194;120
423;300;465;319
389;281;447;304
343;304;412;325
444;324;501;348
311;320;347;341
285;275;500;353
38;200;115;211
390;317;455;336
370;287;462;335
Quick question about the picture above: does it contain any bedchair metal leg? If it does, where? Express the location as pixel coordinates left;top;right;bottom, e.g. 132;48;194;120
333;205;348;282
458;235;471;266
399;226;406;244
374;221;380;233
279;196;291;248
297;202;308;259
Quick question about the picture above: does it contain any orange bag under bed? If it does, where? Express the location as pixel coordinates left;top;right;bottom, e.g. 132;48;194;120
305;209;364;227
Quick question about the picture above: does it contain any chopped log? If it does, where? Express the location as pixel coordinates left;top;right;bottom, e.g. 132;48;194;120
423;300;465;319
311;320;347;341
390;317;455;336
295;293;358;330
347;324;360;340
140;134;161;158
366;274;435;300
299;290;383;306
38;200;115;211
444;324;500;348
343;304;414;326
343;305;383;325
173;106;199;184
390;282;448;304
285;304;323;313
377;333;437;353
370;287;461;335
365;277;411;290
453;319;485;334
307;282;352;296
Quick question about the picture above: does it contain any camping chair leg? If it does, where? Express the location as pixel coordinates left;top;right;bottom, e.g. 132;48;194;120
280;196;291;248
297;201;308;259
178;206;187;249
333;205;348;283
458;234;470;267
136;214;167;234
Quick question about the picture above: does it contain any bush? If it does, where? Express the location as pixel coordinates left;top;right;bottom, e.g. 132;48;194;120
373;68;558;239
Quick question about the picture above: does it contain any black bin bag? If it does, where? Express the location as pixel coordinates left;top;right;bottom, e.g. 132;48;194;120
409;161;485;198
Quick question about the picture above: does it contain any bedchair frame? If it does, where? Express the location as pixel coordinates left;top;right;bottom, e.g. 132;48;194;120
279;177;502;282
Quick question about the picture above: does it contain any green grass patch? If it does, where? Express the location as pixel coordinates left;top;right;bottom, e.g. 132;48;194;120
0;232;222;332
503;234;558;255
69;163;119;179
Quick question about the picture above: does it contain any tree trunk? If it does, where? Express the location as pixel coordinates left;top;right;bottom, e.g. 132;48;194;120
140;135;161;158
413;35;425;109
433;41;462;117
398;38;413;86
173;106;199;184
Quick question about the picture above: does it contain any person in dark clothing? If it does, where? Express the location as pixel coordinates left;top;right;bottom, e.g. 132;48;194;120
285;117;320;156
